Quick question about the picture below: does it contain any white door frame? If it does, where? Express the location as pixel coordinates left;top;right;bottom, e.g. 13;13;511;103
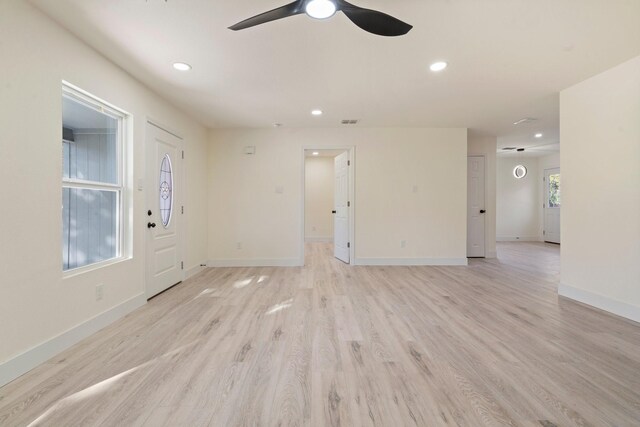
301;146;355;266
145;118;185;298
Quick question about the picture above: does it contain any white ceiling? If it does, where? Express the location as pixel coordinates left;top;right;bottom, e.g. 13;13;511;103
32;0;640;152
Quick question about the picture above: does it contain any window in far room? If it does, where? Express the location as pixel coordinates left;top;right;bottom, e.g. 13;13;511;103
548;173;561;208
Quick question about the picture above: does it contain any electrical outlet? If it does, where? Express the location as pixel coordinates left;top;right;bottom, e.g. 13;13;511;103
95;284;104;301
237;242;243;250
401;240;407;248
312;226;316;231
412;185;418;193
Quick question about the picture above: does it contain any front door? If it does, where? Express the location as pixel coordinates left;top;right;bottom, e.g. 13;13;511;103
544;168;561;244
333;152;350;263
146;122;183;298
467;156;486;257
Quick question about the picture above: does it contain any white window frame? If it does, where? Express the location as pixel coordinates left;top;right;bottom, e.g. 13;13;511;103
62;82;129;275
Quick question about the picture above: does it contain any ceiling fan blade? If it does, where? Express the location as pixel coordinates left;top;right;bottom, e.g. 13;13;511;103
338;2;412;36
229;1;305;31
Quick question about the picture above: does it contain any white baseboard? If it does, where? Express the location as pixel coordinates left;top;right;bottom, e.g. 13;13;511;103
207;258;303;267
353;258;468;266
496;236;541;242
559;284;640;324
305;237;333;243
185;264;207;280
0;293;146;387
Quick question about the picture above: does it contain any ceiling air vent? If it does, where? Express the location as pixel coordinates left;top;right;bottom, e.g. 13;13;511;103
341;119;359;125
513;117;537;125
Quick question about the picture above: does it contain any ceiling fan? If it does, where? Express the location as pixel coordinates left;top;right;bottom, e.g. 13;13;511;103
229;0;413;37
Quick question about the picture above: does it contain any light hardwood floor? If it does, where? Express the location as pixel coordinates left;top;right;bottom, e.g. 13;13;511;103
1;242;639;426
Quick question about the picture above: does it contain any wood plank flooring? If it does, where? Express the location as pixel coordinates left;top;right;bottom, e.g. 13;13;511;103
1;242;639;426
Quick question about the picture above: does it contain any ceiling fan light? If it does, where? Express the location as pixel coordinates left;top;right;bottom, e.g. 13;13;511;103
305;0;337;20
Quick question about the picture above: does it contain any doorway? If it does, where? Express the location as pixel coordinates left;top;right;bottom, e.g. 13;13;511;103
543;168;561;244
145;121;184;298
467;155;486;257
302;148;354;265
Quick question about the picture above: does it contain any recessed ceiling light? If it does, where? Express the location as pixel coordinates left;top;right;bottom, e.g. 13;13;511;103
535;133;543;138
311;109;323;116
429;61;448;72
273;123;283;128
312;152;320;156
305;0;337;19
173;62;192;71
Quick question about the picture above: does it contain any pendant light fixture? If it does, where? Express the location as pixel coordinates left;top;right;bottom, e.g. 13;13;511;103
513;148;527;179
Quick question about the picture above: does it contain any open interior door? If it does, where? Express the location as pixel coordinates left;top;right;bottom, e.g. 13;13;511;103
333;152;350;263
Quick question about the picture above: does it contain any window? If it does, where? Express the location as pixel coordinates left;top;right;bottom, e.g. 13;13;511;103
159;154;174;227
62;84;126;271
548;173;561;208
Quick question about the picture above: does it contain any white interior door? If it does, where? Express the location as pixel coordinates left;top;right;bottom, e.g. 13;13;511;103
467;156;486;257
544;168;561;244
146;122;183;298
333;152;350;263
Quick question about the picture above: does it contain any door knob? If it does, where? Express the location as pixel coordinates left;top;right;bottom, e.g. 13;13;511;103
480;209;486;214
332;210;337;214
147;222;156;229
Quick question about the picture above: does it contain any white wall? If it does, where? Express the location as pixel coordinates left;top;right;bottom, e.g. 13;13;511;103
305;157;335;241
208;128;468;266
468;135;497;257
559;55;640;323
0;0;209;385
538;152;560;176
496;152;561;242
496;157;541;241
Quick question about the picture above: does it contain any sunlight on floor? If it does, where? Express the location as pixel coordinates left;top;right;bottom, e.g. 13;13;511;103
266;299;293;315
26;340;201;426
193;288;216;300
27;366;142;426
233;277;254;289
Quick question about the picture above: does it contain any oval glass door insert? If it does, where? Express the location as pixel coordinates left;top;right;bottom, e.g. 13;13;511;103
159;154;173;227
